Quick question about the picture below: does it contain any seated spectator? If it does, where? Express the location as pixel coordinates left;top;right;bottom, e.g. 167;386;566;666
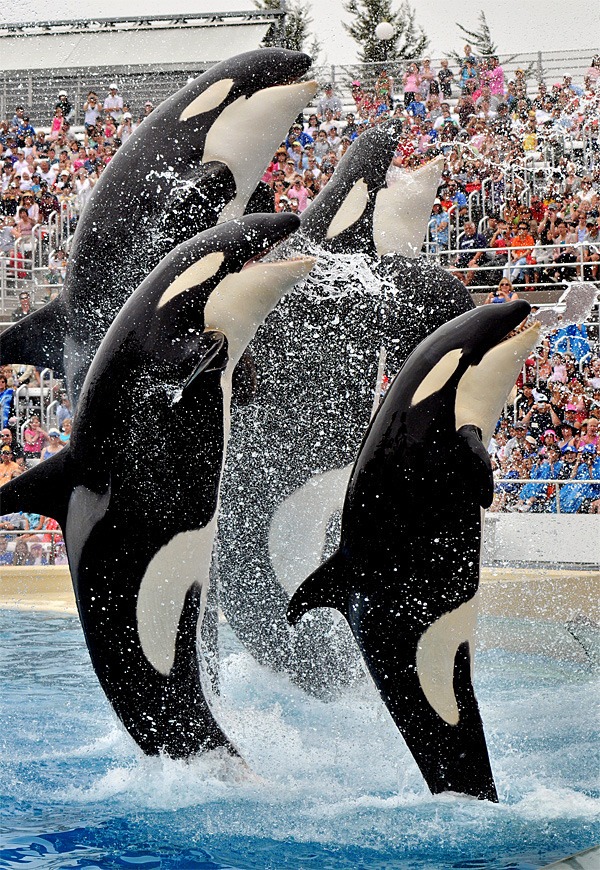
22;414;48;461
27;541;48;566
12;290;32;322
0;534;12;565
557;421;578;453
579;417;599;448
485;278;518;304
515;444;564;512
0;445;19;485
452;221;488;286
559;445;599;513
60;418;72;444
40;428;64;461
506;220;536;284
11;539;30;565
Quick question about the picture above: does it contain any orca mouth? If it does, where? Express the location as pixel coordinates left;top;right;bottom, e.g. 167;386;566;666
499;313;539;344
242;248;312;271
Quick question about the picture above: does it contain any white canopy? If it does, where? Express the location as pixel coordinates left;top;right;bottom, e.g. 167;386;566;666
0;20;272;72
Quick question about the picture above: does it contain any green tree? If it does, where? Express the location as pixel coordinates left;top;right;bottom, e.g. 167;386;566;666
342;0;429;64
254;0;320;57
455;10;498;57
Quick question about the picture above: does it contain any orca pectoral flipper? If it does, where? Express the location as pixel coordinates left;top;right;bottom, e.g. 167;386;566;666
0;446;73;529
182;331;228;395
0;298;68;375
457;424;494;508
287;551;350;626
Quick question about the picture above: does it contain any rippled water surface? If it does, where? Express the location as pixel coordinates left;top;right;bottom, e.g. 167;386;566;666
1;610;598;869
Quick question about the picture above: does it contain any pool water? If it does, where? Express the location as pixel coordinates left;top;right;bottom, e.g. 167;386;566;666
1;609;598;869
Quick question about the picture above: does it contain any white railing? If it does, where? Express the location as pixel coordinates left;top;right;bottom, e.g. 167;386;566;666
493;476;600;514
424;240;600;291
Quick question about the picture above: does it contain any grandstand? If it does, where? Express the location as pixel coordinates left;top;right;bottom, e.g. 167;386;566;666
0;11;283;125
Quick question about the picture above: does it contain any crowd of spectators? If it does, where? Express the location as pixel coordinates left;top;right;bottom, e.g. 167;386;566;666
488;332;600;513
0;52;598;288
0;52;598;541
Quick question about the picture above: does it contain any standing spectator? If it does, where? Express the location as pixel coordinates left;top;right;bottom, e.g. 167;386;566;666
317;83;342;120
56;90;73;121
22;414;48;462
521;394;562;442
286;175;310;213
429;199;449;257
142;101;154;120
83;92;101;130
49;107;64;140
117;113;135;145
438;60;455;99
419;59;435;100
103;84;124;121
0;215;19;252
380;66;396;100
402;62;421;108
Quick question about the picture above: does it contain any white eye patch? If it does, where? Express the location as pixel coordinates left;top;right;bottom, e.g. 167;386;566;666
158;252;224;309
411;349;462;406
179;79;235;122
326;177;369;239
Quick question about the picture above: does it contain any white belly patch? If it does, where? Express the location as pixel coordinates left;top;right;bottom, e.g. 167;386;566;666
136;520;217;676
415;591;479;725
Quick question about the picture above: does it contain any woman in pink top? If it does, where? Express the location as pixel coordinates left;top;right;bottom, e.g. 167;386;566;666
23;414;48;460
49;107;63;140
286;176;310;213
403;63;421;108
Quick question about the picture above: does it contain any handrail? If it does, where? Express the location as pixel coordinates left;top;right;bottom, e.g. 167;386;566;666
493;475;600;514
0;528;65;565
437;239;598;290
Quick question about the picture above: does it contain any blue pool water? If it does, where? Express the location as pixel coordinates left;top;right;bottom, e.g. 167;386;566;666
0;609;598;869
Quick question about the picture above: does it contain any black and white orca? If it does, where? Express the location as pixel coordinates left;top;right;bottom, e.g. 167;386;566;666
0;48;316;402
0;213;313;758
300;119;444;257
288;301;540;800
218;134;472;696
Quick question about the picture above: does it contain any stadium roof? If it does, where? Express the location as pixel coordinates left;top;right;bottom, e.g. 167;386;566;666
0;11;280;72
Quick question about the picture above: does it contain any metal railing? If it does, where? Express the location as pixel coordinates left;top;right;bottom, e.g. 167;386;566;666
0;528;65;565
493;476;600;513
14;369;60;438
424;240;600;291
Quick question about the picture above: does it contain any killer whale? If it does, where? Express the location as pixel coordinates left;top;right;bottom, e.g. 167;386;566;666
218;131;474;695
0;213;314;758
300;120;444;258
0;48;317;403
288;301;540;800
